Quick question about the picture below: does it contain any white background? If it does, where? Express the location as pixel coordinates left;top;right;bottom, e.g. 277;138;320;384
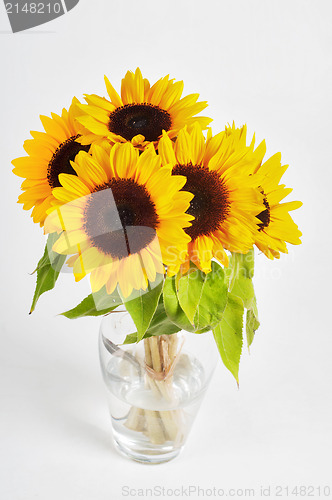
1;1;332;499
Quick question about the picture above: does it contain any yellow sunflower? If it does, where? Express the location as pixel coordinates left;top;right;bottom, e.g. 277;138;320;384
12;97;97;226
158;123;265;272
44;143;193;298
76;67;212;150
252;153;302;259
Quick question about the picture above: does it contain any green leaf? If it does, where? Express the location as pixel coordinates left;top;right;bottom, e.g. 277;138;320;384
122;279;164;341
213;293;244;383
61;287;122;319
145;299;181;336
177;261;228;330
30;233;66;314
225;249;260;346
176;266;200;324
123;299;181;344
246;308;260;348
93;286;122;310
226;250;255;309
122;332;138;344
163;275;196;332
30;252;49;275
163;268;227;333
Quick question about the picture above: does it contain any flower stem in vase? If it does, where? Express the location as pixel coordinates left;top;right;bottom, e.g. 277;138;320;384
125;333;185;446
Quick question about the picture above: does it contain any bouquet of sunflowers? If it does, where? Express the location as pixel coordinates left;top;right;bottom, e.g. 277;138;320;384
13;67;302;388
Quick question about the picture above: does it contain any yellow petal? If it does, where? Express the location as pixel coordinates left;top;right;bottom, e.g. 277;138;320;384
58;173;90;197
76;115;110;136
189;122;205;165
158;131;177;167
39;115;68;143
77;103;110;123
112;142;139;179
159;80;184;110
73;152;109;188
174;127;191;164
147;75;170;106
104;77;123;108
53;230;87;254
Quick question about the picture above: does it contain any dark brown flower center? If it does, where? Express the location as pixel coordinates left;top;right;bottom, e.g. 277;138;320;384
257;196;271;230
108;103;172;142
83;178;159;259
47;135;90;189
172;163;230;240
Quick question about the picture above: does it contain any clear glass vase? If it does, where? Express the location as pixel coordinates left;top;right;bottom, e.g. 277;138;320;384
99;308;218;464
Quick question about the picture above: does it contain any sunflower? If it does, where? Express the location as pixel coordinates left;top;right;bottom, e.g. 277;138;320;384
76;67;212;150
44;143;193;298
12;97;96;226
252;153;302;259
158;123;265;272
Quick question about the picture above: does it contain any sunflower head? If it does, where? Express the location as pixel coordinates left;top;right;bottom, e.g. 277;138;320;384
12;97;97;226
45;143;194;298
252;153;302;259
158;123;265;272
76;68;212;150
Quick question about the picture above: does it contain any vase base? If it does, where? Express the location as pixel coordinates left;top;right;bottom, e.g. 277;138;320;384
113;436;183;464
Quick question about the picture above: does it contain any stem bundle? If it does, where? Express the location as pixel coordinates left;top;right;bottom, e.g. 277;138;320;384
125;334;185;445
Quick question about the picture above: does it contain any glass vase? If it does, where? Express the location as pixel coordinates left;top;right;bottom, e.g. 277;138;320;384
99;308;218;464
